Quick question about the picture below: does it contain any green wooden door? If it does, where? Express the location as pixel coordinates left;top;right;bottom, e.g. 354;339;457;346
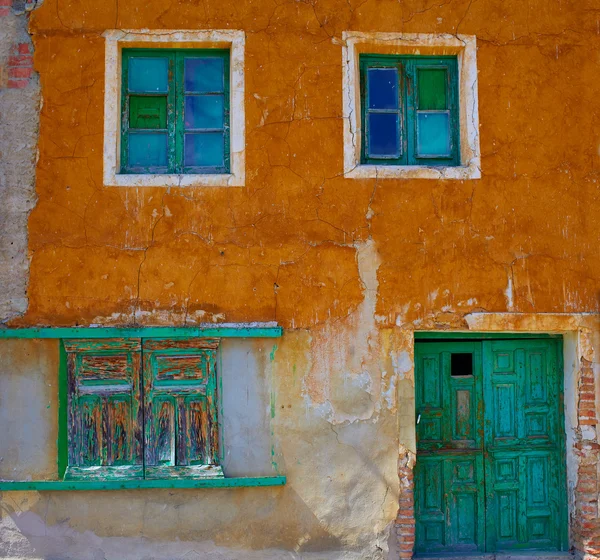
415;338;567;555
483;339;567;552
415;342;486;554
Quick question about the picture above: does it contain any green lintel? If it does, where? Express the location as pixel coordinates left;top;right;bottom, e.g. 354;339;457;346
0;326;283;339
0;476;287;491
414;332;562;340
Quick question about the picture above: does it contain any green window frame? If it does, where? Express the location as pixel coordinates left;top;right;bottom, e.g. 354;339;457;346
120;49;230;175
64;338;222;481
360;55;460;166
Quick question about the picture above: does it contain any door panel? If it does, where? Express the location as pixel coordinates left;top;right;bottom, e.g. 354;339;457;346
415;342;485;555
415;338;567;556
483;339;566;552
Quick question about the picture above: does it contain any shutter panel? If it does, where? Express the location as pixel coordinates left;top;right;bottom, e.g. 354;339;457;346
64;339;143;480
143;338;222;479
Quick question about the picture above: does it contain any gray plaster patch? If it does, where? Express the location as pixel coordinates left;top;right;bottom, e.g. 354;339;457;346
0;8;40;323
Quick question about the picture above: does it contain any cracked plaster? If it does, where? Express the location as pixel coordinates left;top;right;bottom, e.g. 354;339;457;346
1;0;600;557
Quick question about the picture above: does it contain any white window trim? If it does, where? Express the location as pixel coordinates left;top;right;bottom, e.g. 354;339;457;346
342;32;481;180
102;29;245;188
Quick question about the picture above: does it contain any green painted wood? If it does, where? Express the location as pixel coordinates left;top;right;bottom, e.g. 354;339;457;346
415;332;560;340
64;339;144;480
121;48;229;174
143;338;222;479
359;54;459;167
121;50;175;174
0;476;287;491
483;339;567;552
415;338;567;555
0;326;282;339
415;342;485;555
57;341;68;479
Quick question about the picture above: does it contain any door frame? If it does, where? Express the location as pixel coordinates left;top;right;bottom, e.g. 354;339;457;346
413;333;570;555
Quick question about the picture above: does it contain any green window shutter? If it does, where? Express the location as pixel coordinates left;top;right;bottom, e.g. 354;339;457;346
64;339;143;480
121;49;230;175
360;55;460;167
142;338;223;480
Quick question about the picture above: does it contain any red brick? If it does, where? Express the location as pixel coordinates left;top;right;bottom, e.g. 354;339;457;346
8;55;33;67
8;66;32;79
7;78;28;88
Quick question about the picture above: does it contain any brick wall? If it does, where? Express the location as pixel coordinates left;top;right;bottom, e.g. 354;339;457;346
0;0;11;17
396;451;416;559
1;0;36;89
6;42;33;88
573;358;600;560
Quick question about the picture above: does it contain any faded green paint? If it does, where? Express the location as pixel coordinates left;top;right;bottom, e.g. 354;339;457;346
64;339;144;480
0;476;286;491
415;341;485;554
143;338;222;479
62;337;225;482
415;338;567;555
0;326;283;339
57;341;68;479
270;344;278;361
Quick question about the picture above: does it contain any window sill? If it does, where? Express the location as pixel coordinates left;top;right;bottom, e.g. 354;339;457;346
104;173;245;188
345;163;481;180
0;476;286;491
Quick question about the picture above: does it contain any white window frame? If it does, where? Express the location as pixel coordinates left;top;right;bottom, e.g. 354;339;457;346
342;32;481;180
103;29;245;188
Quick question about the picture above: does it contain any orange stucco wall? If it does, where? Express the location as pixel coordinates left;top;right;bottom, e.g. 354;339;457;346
17;0;600;329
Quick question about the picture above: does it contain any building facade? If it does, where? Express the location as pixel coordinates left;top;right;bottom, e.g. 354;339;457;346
0;0;599;558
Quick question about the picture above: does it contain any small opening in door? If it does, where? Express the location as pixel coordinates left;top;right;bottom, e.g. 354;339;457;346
451;353;473;377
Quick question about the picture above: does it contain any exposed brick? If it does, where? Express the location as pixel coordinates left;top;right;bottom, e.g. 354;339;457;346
8;78;29;88
0;0;11;16
8;66;32;79
8;54;33;67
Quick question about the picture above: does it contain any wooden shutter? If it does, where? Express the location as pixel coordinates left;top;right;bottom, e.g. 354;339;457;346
64;339;143;480
143;338;222;479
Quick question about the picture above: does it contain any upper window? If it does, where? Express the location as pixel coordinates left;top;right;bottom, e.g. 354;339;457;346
103;30;245;188
360;55;459;167
121;49;230;175
342;32;480;180
64;338;221;480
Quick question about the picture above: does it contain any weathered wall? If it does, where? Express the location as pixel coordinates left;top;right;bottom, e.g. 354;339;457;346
11;0;600;328
0;0;599;558
0;335;400;559
0;0;39;323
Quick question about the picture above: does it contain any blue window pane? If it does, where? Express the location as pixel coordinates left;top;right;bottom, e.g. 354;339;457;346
185;95;224;129
417;112;450;156
129;132;167;167
368;113;399;157
368;68;398;110
184;133;224;167
128;58;169;93
185;58;224;93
